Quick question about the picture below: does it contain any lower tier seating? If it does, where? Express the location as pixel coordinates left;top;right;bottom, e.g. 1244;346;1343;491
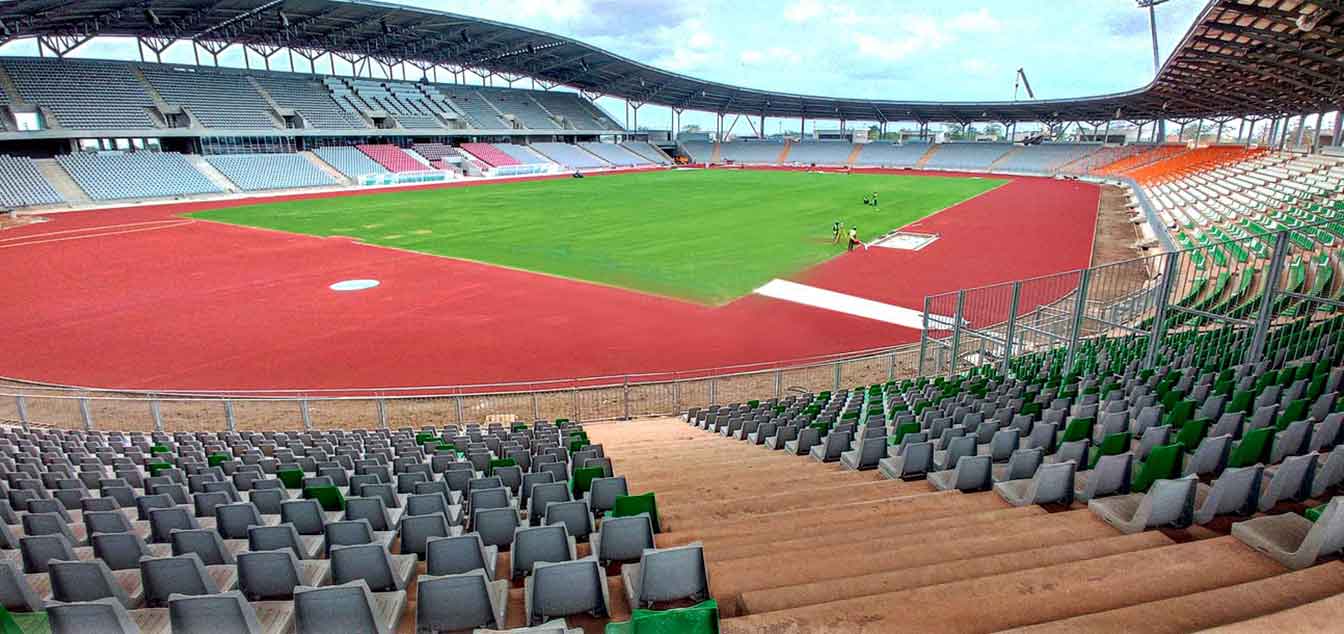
55;152;221;201
204;154;337;191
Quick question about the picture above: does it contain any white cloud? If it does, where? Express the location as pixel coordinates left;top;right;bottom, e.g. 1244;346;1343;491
784;0;826;23
959;58;996;76
655;47;715;72
949;8;1001;33
688;31;715;49
852;15;950;62
740;47;803;66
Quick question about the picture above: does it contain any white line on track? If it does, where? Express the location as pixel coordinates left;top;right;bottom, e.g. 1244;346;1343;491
753;279;956;330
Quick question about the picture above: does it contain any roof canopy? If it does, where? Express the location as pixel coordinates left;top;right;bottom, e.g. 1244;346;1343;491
2;0;1341;123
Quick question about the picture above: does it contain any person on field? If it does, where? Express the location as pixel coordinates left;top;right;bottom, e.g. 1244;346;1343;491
848;226;867;252
863;194;871;206
832;220;843;244
871;192;879;207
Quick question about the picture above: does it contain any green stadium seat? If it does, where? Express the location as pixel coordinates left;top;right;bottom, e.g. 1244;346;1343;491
604;599;719;634
609;493;661;534
1228;427;1275;468
1132;443;1182;493
277;468;305;490
303;485;345;512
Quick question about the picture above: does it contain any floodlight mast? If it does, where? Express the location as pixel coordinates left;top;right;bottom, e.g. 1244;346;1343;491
1137;0;1172;142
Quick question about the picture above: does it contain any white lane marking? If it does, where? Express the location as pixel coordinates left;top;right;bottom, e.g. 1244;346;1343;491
754;279;956;330
330;279;381;291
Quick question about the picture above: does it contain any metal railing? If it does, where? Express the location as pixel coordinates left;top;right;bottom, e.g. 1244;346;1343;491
921;214;1344;377
0;344;934;432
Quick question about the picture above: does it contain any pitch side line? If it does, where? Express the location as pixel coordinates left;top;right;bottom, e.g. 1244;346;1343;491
754;279;956;330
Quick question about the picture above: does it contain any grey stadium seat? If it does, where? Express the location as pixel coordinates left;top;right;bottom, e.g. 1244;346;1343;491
1088;475;1197;534
1232;497;1344;570
621;543;710;609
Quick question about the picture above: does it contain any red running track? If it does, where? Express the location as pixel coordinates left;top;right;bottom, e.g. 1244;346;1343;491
0;169;1098;391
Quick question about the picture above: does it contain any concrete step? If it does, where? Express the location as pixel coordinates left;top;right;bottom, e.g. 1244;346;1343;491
660;478;928;521
718;537;1284;633
672;489;1003;535
33;159;89;203
186;155;239;193
301;151;351;186
1005;561;1344;634
741;532;1171;616
1195;588;1344;633
711;509;1119;617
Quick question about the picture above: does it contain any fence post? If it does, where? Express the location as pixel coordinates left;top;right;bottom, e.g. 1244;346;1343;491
1246;230;1292;364
300;399;313;431
622;376;631;420
1064;268;1093;372
223;400;236;433
377;398;389;430
150;399;164;433
887;352;897;381
1143;251;1181;369
1001;281;1022;374
918;296;932;377
709;376;717;405
774;369;783;399
78;397;93;431
531;392;540;422
672;376;681;416
832;362;842;391
949;290;967;374
15;395;27;429
454;396;464;423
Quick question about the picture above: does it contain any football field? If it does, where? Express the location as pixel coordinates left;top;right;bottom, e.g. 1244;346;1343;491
194;169;1004;303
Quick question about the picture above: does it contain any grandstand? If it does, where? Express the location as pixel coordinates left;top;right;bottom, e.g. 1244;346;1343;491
1;0;1344;632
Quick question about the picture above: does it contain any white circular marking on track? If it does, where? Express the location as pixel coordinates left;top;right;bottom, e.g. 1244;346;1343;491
329;279;381;292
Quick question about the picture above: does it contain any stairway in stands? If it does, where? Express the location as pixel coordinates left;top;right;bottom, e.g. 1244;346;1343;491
34;159;89;203
914;144;941;168
588;418;1344;633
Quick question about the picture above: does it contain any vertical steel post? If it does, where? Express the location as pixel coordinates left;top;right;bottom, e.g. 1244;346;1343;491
377;398;389;430
774;369;783;399
300;399;313;431
150;399;164;433
949;290;967;374
16;395;28;428
223;400;236;433
1064;268;1092;372
454;396;464;423
1246;230;1292;365
917;295;932;377
672;377;681;416
832;362;842;391
1002;281;1022;374
531;392;540;422
622;376;631;420
709;376;717;405
1143;252;1181;369
79;398;92;431
571;386;580;421
887;352;897;382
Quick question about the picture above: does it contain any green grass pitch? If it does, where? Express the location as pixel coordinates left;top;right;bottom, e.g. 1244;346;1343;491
193;169;1004;304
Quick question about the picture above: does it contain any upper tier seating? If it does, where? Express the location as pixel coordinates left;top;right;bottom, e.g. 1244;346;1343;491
852;142;931;167
312;147;389;178
0;155;63;207
922;142;1015;170
344;80;441;129
139;66;276;129
577;143;653;167
621;142;673;165
1095;145;1188;176
531;143;609;169
480;89;558;130
531;92;620;130
458;143;519;168
251;75;368;129
1;58;157;130
433;86;511;129
718;141;785;164
356;145;427;173
1059;145;1155;175
994;144;1103;173
56;152;221;200
784;141;853;165
204;154;337;191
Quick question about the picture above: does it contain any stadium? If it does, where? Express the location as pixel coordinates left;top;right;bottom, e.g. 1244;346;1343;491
0;0;1341;631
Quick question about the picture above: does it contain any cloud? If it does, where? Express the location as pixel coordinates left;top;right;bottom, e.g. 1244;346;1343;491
739;47;803;66
784;0;826;23
852;15;950;62
959;58;997;76
688;31;715;49
948;8;1000;33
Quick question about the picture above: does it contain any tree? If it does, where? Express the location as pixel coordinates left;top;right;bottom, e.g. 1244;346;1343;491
985;123;1003;140
681;123;702;133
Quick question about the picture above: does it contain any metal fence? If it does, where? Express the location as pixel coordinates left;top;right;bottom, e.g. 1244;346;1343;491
0;344;932;431
921;216;1344;376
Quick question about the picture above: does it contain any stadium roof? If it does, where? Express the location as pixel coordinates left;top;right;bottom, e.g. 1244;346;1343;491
1;0;1342;123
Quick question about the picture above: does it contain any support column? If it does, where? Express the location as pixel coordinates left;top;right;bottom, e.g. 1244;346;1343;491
1333;109;1344;147
1235;120;1246;145
1295;114;1307;147
1311;112;1323;151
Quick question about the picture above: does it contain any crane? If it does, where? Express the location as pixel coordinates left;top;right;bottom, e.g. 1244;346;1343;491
1012;68;1035;101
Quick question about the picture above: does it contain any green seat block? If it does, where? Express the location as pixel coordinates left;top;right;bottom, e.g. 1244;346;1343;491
1060;418;1094;444
1;607;46;634
1229;390;1255;415
572;466;605;497
146;462;173;477
609;492;661;533
1306;504;1327;522
150;445;171;455
604;599;720;634
569;439;591;453
1277;399;1309;429
1089;432;1132;469
1228;427;1274;468
415;432;438;445
487;458;517;476
512;423;529;432
434;443;455;453
1132;443;1182;493
1164;400;1196;430
207;453;232;467
555;418;570;424
303;485;345;512
747;400;760;408
277;468;305;490
889;422;922;446
1174;418;1210;453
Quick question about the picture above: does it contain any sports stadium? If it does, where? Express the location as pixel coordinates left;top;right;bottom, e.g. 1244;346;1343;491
0;0;1341;631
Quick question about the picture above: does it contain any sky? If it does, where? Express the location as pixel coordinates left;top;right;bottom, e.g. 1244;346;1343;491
0;0;1210;133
